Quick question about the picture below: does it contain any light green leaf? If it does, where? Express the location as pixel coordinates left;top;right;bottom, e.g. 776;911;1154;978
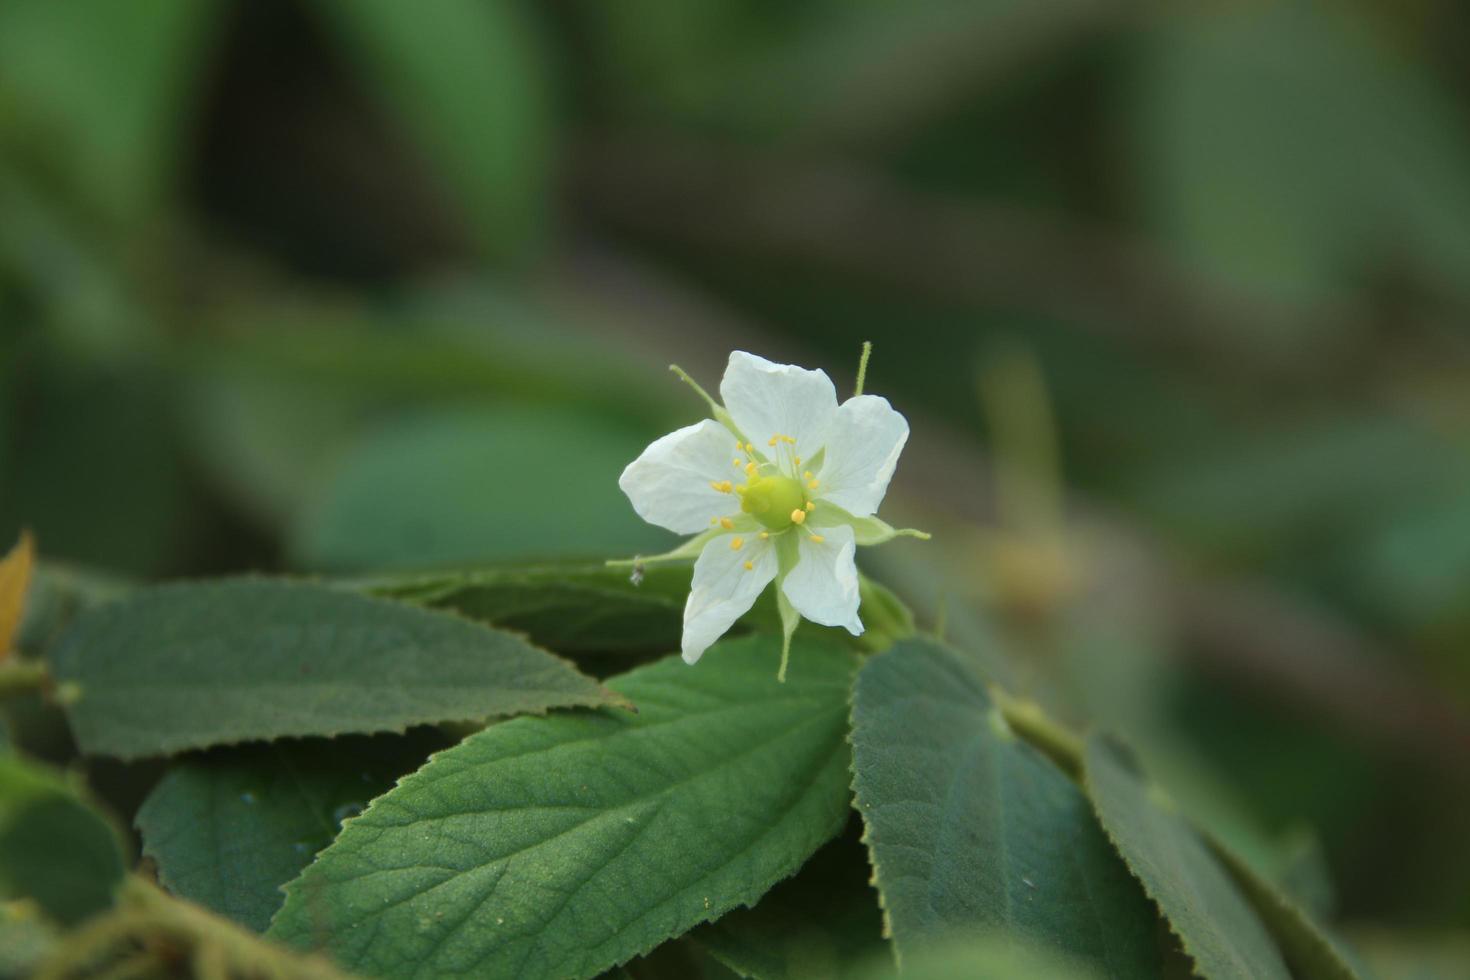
290;408;669;572
0;0;216;222
1083;735;1290;980
689;826;885;980
49;579;616;759
136;734;447;933
309;0;552;264
849;639;1161;976
0;751;126;925
268;635;858;980
1209;840;1366;980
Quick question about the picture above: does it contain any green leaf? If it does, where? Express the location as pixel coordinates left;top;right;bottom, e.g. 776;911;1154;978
368;563;693;659
49;579;616;759
849;639;1161;976
1083;735;1290;980
689;824;885;980
0;751;126;925
136;733;447;933
290;408;669;572
268;635;858;980
848;934;1104;980
309;0;552;264
1209;840;1366;980
0;0;216;222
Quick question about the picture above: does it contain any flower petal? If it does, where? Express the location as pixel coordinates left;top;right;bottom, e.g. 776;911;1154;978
814;395;909;517
682;533;778;663
781;524;863;636
619;419;744;534
719;351;838;460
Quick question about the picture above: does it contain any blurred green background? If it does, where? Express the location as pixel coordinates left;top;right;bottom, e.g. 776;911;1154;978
2;0;1468;962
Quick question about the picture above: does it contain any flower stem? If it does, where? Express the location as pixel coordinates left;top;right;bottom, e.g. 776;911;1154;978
853;341;873;397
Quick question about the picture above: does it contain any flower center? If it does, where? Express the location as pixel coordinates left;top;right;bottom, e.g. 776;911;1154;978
739;474;807;530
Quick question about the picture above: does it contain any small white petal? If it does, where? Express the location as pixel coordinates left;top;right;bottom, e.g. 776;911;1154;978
781;524;863;636
619;419;743;534
682;533;777;663
815;395;909;517
719;351;838;459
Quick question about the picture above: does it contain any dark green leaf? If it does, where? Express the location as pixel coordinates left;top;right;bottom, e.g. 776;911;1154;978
849;639;1160;976
136;733;447;932
268;635;858;980
689;823;885;980
1083;735;1290;980
49;579;616;759
0;751;126;925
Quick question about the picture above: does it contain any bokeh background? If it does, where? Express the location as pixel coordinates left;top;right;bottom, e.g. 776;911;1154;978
2;0;1468;965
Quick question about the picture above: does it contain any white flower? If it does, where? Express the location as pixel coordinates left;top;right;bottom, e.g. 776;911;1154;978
617;350;927;676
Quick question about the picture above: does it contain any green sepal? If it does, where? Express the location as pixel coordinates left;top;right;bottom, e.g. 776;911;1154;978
810;501;930;546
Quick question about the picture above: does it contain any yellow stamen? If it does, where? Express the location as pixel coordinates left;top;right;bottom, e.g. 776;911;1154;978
743;560;754;571
745;462;759;478
720;517;734;530
808;480;820;490
803;470;813;481
768;436;779;447
733;458;743;468
805;501;815;511
710;480;733;493
809;534;825;543
782;435;796;444
793;456;801;466
791;509;806;525
759;531;769;540
730;537;744;551
745;443;755;453
710;517;719;525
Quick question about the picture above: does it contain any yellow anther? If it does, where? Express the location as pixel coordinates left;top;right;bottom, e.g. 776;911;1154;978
743;560;754;571
810;534;825;544
794;456;801;466
710;517;719;526
805;501;815;511
730;537;744;551
803;470;813;481
745;443;755;453
745;462;759;478
733;458;743;468
719;517;734;530
782;435;796;444
807;480;820;490
791;509;806;525
759;531;769;540
768;435;779;447
710;480;733;493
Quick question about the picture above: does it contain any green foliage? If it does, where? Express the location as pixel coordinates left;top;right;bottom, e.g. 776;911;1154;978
49;579;615;759
291;408;669;571
268;635;858;980
848;933;1103;980
308;0;552;264
1083;735;1291;980
136;733;446;932
0;751;126;925
850;639;1161;976
689;826;885;980
0;0;215;223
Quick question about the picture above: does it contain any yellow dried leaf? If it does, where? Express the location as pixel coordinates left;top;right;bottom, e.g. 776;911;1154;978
0;529;35;661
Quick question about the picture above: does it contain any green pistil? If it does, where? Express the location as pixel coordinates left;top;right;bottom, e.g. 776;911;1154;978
739;475;807;531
